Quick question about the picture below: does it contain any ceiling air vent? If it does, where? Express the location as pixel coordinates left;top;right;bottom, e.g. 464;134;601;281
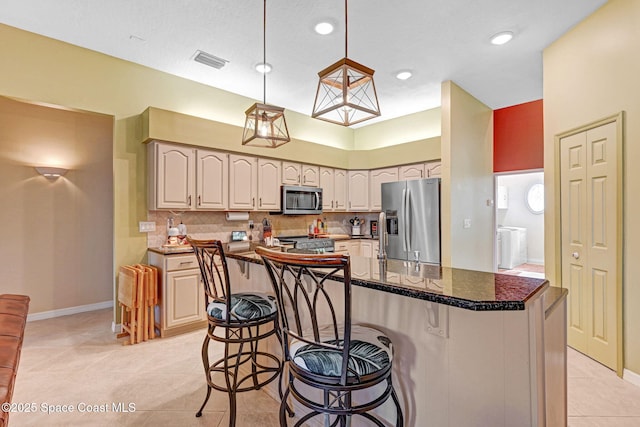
193;50;228;69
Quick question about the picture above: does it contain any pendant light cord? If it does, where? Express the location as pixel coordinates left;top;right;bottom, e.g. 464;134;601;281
344;0;348;58
263;0;267;104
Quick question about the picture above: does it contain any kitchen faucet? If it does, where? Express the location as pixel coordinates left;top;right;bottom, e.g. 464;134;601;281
378;211;387;260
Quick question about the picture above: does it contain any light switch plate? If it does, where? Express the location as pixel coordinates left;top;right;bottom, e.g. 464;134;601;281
139;221;156;232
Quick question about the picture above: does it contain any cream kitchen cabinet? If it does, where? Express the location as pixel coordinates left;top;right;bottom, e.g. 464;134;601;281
360;240;374;258
282;162;319;187
257;159;281;210
369;167;399;211
347;170;370;211
147;251;207;337
229;154;258;210
334;240;361;255
426;161;441;177
319;167;348;211
148;142;228;210
399;163;426;181
196;150;228;209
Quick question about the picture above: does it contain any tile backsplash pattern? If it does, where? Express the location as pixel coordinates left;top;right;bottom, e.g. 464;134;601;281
147;211;378;247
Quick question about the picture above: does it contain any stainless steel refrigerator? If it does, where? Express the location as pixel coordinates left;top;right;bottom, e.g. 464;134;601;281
381;178;441;264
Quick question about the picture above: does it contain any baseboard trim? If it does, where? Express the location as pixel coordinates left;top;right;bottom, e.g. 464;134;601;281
624;368;640;388
27;300;113;322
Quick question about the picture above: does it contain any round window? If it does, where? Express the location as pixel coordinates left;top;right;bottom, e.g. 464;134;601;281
526;183;545;214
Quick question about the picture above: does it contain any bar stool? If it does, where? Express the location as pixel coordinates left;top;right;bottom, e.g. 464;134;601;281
188;238;281;426
256;247;404;427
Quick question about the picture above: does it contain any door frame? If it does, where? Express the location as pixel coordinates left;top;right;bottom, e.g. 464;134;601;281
553;111;624;376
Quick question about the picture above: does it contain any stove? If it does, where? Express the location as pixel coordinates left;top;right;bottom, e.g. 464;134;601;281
277;236;335;253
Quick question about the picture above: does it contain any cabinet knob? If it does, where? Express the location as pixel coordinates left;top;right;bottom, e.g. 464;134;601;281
259;197;262;207
331;200;334;208
198;195;201;206
252;197;255;207
572;252;580;260
188;195;192;206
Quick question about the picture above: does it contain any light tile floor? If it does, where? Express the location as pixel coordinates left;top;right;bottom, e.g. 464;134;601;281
8;309;640;426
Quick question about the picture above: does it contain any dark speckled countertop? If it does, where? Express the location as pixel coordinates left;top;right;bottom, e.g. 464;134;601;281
223;248;551;312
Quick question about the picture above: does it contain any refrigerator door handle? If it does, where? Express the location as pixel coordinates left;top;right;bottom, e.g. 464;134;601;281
405;188;411;251
402;189;408;251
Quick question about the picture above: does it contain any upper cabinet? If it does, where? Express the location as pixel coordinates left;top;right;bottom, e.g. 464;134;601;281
319;168;348;212
196;150;228;209
229;154;257;210
399;164;425;181
301;165;320;187
369;167;399;211
282;162;319;187
334;169;348;211
426;161;441;177
257;159;281;211
347;170;370;211
148;142;228;211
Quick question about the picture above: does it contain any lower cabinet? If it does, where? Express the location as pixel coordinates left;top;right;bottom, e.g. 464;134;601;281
148;251;207;337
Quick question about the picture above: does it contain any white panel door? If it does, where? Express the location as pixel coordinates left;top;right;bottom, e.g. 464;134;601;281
257;159;281;210
334;169;348;211
319;167;335;211
196;150;228;210
229;154;257;210
156;144;194;209
370;167;399;210
399;164;425;181
302;164;320;187
560;120;619;370
348;170;370;211
282;162;301;185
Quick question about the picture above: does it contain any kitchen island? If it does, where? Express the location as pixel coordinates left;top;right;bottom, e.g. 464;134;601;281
224;247;567;427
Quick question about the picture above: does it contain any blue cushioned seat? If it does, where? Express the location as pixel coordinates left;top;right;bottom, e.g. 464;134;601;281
290;325;393;377
207;292;276;322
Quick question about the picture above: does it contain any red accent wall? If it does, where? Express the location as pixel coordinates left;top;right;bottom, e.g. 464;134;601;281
493;99;543;172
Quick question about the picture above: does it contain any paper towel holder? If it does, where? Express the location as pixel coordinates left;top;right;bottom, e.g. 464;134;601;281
226;212;250;221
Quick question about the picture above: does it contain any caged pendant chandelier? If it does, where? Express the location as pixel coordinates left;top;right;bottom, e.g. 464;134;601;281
311;0;380;126
242;0;290;148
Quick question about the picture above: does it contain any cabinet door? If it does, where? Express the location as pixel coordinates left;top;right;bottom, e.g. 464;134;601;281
229;155;257;210
257;159;281;210
165;269;205;329
319;167;335;211
426;161;441;177
360;241;373;258
334;169;348;211
282;162;301;185
399;164;425;181
348;170;370;211
370;167;399;211
302;165;320;187
347;241;362;257
155;143;194;209
196;150;228;210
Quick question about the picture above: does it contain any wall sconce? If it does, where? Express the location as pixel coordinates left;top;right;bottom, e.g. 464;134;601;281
35;166;68;179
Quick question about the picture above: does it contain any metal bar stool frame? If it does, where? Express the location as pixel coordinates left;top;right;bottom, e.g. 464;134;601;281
189;238;282;426
256;247;404;427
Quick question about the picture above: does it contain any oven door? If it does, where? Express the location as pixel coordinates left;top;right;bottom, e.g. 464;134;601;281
281;186;322;214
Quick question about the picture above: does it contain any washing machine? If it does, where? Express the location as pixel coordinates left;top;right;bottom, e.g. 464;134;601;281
498;227;528;269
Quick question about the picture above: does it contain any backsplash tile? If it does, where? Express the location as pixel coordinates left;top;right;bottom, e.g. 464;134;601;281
147;211;378;247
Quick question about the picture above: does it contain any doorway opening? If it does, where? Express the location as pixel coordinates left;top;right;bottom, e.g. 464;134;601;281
495;170;544;278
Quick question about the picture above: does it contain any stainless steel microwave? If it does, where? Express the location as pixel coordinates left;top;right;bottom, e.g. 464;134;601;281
281;185;322;215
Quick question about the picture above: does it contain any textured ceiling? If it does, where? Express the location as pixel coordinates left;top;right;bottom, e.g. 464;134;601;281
1;0;607;127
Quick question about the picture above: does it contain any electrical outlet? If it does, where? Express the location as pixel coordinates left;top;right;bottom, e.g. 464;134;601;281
139;221;156;233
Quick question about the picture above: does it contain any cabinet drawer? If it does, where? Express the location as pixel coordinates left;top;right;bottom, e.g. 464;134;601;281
166;254;198;271
334;242;350;252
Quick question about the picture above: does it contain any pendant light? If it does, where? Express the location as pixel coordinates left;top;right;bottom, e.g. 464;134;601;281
311;0;380;126
242;0;290;148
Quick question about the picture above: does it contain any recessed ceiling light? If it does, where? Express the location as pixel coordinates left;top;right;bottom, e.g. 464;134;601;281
255;62;272;73
314;22;334;35
490;31;514;46
396;71;413;80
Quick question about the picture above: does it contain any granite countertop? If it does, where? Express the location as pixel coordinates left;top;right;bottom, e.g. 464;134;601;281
225;249;550;312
